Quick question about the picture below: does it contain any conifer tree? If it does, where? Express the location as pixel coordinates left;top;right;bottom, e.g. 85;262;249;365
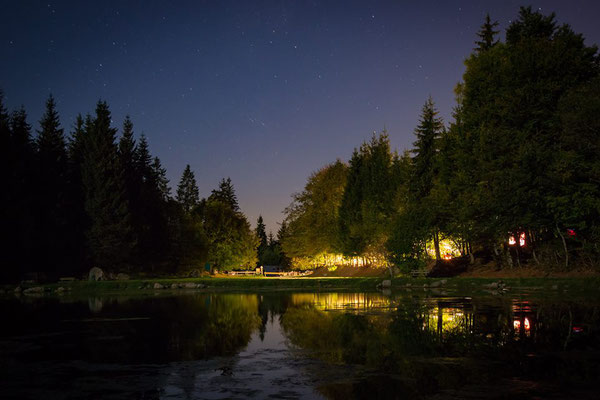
411;97;444;261
81;101;135;270
176;164;199;213
210;177;239;211
35;95;70;274
8;107;37;273
475;13;499;52
0;93;19;279
152;156;171;201
256;215;268;264
118;116;138;196
66;114;89;271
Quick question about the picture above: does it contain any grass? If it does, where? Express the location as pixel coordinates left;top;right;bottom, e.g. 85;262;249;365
2;275;600;299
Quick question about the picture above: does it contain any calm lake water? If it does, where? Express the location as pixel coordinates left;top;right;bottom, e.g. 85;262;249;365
1;290;600;399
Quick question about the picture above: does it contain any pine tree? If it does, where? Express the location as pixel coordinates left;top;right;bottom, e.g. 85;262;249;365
81;101;135;270
256;215;268;264
66;114;89;272
475;13;499;52
411;97;444;261
176;164;199;213
35;95;70;275
0;92;20;279
152;156;171;201
210;177;239;211
8;107;37;273
118;116;138;192
411;97;443;199
135;134;153;182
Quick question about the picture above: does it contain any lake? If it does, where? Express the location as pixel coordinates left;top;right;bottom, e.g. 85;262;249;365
1;290;599;399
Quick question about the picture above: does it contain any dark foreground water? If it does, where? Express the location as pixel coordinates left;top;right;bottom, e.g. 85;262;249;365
1;291;600;399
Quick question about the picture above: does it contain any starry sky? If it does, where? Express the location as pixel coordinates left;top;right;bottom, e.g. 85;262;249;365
2;0;600;233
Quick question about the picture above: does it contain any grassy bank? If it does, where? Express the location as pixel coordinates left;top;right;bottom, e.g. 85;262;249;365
2;275;600;299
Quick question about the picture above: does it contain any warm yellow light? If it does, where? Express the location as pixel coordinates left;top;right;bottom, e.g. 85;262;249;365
426;239;461;259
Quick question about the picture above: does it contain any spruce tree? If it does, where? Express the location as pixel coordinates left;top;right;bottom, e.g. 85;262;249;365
118;116;138;195
176;164;199;213
0;93;19;279
256;215;268;264
81;101;135;270
475;13;499;52
66;114;89;272
411;97;444;261
35;95;70;275
8;107;37;274
411;97;443;199
210;177;239;211
152;157;171;201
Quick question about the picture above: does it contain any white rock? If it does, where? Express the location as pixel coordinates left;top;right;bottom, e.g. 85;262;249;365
88;267;104;281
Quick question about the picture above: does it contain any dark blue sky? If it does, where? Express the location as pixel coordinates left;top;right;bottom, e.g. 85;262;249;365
2;1;600;233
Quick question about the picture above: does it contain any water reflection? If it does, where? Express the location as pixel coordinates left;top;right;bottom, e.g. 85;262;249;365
1;292;600;399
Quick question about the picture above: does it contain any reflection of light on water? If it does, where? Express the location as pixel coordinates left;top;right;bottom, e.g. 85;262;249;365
291;293;391;311
425;307;469;333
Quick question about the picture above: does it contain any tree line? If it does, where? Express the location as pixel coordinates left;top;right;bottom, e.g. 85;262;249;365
0;97;257;281
281;7;600;272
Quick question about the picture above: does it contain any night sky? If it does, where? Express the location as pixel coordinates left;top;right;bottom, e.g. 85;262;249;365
2;1;600;233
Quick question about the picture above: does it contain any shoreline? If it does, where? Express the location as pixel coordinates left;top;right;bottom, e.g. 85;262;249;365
2;276;600;299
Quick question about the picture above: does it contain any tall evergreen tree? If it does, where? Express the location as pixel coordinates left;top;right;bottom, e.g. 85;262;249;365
210;177;239;211
176;164;199;213
475;13;500;52
8;107;37;274
118;116;138;200
256;215;268;264
66;114;90;272
35;95;70;275
152;156;171;201
81;101;135;270
411;98;444;261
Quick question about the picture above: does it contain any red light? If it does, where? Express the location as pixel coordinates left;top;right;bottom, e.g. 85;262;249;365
524;318;531;331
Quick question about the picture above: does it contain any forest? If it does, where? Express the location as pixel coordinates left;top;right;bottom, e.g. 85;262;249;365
1;7;599;280
280;7;600;272
0;95;259;281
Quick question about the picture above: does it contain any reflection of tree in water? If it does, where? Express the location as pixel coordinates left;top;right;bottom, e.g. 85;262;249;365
280;295;600;399
257;293;293;341
71;294;262;363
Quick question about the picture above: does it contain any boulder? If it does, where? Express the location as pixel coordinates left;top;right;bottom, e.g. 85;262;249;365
88;267;104;281
55;287;65;293
170;283;180;289
188;269;201;278
381;280;392;289
197;283;206;289
23;286;44;294
116;273;130;281
429;280;443;288
153;283;164;290
182;282;197;289
14;286;22;293
484;282;499;290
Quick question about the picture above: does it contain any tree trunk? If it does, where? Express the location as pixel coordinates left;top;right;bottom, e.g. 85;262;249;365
505;245;513;268
556;224;569;269
434;230;441;262
532;249;540;265
515;233;522;268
